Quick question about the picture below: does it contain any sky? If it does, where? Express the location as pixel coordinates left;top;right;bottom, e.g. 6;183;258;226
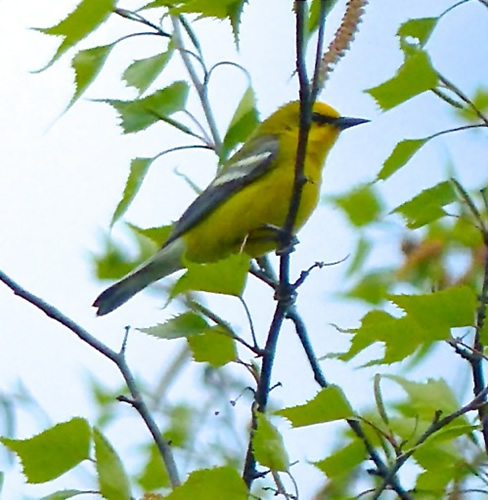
1;0;488;498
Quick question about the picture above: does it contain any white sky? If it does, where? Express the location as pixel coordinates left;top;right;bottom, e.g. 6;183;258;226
1;0;488;498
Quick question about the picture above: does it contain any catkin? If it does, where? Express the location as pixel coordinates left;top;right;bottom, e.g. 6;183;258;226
318;0;368;87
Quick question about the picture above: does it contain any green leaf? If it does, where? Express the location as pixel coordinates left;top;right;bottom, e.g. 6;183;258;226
332;184;382;227
187;326;237;366
378;138;428;180
128;223;173;247
337;309;446;365
171;253;250;298
35;0;115;70
221;87;259;160
138;443;170;491
415;468;451;497
455;87;488;123
93;427;131;500
252;413;289;472
313;439;367;478
123;47;174;95
308;0;338;34
275;386;354;427
392;181;458;229
163;404;194;448
387;376;460;416
345;236;371;277
41;491;86;500
345;272;391;304
166;466;247;500
139;311;209;340
100;81;189;134
69;44;114;109
0;417;90;483
397;17;438;51
111;158;154;226
366;50;438;111
389;286;477;330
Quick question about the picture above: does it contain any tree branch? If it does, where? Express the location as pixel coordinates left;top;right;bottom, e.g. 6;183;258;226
0;270;181;488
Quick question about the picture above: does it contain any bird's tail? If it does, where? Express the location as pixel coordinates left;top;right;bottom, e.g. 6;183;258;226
93;239;184;316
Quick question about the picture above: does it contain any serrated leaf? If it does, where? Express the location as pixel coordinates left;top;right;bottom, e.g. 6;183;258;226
397;17;438;50
275;386;354;427
366;50;438;111
140;311;209;339
41;491;85;500
332;184;382;227
166;466;247;500
392;181;458;228
253;413;289;472
69;44;114;109
378;138;428;180
111;158;154;226
93;427;131;500
222;87;259;159
35;0;115;70
123;48;174;95
0;418;90;483
389;286;476;330
187;326;237;366
171;253;250;298
337;309;445;364
99;81;189;134
313;439;366;478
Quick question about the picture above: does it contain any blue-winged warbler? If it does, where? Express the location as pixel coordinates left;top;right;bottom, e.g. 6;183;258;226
93;100;367;315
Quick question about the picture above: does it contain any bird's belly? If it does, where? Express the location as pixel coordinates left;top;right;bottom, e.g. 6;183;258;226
183;172;321;262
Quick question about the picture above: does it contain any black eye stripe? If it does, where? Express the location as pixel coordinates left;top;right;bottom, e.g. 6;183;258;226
311;112;338;125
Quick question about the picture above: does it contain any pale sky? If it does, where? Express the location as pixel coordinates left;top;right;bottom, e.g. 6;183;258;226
1;0;488;498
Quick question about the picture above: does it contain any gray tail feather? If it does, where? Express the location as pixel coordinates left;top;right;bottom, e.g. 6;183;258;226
93;239;184;316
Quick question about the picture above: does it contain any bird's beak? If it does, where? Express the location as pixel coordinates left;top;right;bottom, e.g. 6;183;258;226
335;116;370;130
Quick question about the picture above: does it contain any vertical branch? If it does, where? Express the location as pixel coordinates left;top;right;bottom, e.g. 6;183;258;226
242;1;313;488
472;237;488;453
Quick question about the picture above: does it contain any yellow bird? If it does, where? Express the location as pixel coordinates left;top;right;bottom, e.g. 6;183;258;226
93;100;367;315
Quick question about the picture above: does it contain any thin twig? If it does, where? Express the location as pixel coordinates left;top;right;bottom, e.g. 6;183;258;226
171;15;222;151
0;270;181;488
190;300;262;355
114;8;171;37
372;384;488;499
438;73;488;126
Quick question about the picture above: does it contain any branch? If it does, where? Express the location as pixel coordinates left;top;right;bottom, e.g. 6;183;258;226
0;270;181;488
171;15;222;151
372;384;488;499
287;307;412;499
472;239;488;453
242;2;312;487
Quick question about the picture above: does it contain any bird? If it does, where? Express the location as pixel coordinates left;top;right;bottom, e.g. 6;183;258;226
93;100;368;315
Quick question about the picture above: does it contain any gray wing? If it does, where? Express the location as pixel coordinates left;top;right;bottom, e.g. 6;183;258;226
163;135;279;247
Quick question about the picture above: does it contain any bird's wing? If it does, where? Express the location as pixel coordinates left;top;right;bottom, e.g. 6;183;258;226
164;134;279;246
